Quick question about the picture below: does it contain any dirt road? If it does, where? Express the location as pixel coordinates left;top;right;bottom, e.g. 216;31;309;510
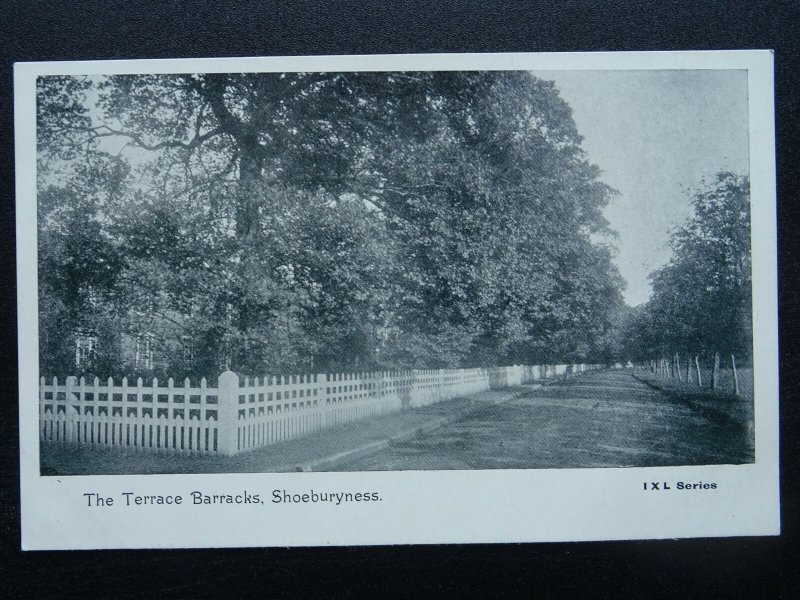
335;370;754;471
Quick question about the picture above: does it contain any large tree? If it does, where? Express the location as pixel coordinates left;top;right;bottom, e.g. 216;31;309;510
37;70;624;378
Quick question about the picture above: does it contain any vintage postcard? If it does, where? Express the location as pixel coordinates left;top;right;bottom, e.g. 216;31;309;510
16;51;778;549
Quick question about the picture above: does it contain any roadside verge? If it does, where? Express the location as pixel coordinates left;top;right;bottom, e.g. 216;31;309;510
631;371;753;427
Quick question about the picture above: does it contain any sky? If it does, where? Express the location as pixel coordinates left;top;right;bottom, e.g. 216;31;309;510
530;70;750;306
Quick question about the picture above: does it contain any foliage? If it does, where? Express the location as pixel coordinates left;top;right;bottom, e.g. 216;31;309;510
36;71;625;379
619;173;752;361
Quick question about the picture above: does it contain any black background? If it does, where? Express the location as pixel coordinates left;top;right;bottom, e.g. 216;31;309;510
1;1;798;597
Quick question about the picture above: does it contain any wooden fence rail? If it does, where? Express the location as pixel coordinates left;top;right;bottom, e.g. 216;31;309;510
40;363;602;456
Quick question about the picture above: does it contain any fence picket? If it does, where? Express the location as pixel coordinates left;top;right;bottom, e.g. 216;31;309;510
41;363;598;456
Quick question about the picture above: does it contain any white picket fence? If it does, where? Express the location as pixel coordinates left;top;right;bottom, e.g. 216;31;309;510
39;375;221;454
40;363;600;456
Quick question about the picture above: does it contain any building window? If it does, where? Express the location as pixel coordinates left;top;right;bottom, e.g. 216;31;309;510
135;334;154;370
75;332;97;369
181;336;195;364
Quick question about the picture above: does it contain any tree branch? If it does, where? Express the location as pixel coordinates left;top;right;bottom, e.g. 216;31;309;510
88;124;224;152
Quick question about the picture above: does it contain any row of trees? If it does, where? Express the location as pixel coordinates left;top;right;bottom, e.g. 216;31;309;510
615;172;752;372
38;71;625;380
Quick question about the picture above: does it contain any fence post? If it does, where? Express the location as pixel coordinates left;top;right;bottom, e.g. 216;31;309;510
217;370;240;456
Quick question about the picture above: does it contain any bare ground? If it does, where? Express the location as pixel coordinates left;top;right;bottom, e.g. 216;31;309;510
335;370;755;471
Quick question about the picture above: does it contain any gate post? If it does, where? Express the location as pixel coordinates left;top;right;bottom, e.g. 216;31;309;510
217;370;240;456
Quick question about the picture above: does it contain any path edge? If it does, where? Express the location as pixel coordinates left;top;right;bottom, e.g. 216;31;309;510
293;384;542;472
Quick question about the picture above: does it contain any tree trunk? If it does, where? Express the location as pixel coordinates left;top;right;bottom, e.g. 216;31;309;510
695;355;702;386
199;75;266;242
686;356;692;383
731;354;740;396
675;353;682;381
711;352;720;390
236;134;265;240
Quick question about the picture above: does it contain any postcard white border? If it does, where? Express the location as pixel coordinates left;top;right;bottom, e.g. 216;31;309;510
16;51;779;550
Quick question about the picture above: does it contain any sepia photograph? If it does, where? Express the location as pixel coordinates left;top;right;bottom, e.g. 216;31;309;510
15;51;779;549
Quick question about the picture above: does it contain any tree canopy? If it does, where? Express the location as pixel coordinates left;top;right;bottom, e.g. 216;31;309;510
618;172;752;363
37;70;625;379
